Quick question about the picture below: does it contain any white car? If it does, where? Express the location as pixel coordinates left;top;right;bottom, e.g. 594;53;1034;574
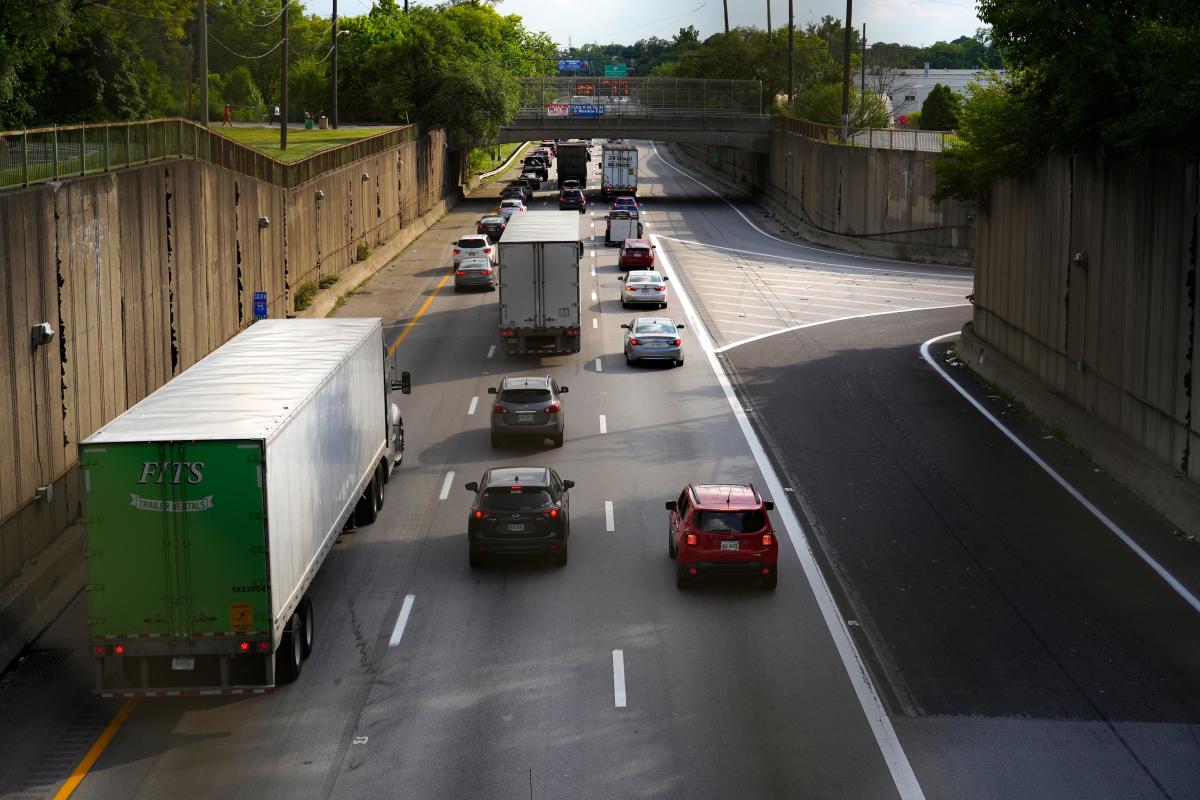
452;234;495;266
498;198;526;221
619;270;669;309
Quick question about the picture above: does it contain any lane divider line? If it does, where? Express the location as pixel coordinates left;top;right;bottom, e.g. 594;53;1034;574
389;594;416;647
467;396;479;416
486;344;496;359
438;470;455;501
591;291;598;302
595;357;603;373
604;501;615;532
715;305;971;353
389;275;451;356
592;318;598;329
52;699;139;800
612;650;627;708
599;414;607;434
651;234;927;800
920;332;1200;615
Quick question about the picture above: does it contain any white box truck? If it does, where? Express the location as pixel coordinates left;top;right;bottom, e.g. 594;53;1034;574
498;211;583;354
601;142;638;198
81;318;409;696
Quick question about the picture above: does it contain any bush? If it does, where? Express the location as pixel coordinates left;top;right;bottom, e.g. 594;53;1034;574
294;282;317;311
318;274;339;289
919;83;961;131
356;242;370;262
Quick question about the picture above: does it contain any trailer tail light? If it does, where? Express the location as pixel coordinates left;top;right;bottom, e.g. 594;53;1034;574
565;328;578;336
113;643;126;655
685;533;698;546
258;641;270;651
762;533;774;546
239;641;251;652
94;645;106;656
500;329;516;337
546;402;561;413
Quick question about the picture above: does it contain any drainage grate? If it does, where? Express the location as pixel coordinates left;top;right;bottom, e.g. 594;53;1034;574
17;648;74;670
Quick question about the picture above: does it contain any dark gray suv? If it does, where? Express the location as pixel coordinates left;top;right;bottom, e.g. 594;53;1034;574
488;376;568;448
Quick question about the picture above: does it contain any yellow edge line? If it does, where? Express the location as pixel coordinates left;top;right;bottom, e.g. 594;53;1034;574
53;698;139;800
388;274;450;356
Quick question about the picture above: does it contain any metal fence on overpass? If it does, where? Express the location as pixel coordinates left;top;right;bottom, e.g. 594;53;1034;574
516;77;764;120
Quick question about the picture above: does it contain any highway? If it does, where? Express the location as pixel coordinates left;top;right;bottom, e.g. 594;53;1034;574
2;140;1199;800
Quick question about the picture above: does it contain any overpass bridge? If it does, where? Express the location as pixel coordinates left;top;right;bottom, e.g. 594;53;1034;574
498;77;771;152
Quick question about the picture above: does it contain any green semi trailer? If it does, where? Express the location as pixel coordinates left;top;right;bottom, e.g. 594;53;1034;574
82;318;409;696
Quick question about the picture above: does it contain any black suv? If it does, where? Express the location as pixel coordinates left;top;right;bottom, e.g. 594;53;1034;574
465;467;574;567
559;188;586;213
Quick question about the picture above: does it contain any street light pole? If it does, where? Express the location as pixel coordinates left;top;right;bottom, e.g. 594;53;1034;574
332;0;338;129
281;0;288;151
722;0;729;33
767;0;772;34
198;0;208;126
839;0;853;143
787;0;794;106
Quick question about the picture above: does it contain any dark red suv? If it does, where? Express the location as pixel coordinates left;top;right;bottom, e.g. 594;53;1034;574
618;239;655;269
666;484;778;589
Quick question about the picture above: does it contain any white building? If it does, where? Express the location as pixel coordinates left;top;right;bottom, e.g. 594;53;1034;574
866;66;1002;122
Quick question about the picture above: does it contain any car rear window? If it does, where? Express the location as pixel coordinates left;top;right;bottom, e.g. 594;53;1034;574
694;510;766;532
500;388;551;403
634;322;675;334
628;274;661;284
458;237;487;248
482;488;552;511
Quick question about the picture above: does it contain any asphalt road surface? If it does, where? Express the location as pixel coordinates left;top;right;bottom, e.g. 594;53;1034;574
2;140;1199;800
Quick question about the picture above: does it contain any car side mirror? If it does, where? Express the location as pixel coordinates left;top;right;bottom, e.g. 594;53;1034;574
652;244;657;249
487;387;498;394
764;501;775;511
676;323;685;329
390;370;411;394
559;386;569;393
617;276;624;281
620;324;630;329
664;500;677;511
464;481;478;492
663;276;670;281
562;480;575;490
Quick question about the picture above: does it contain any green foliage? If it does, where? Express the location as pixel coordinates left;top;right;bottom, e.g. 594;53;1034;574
870;31;1002;70
221;66;266;122
919;83;961;130
318;274;339;289
355;242;369;262
790;83;889;130
294;282;317;311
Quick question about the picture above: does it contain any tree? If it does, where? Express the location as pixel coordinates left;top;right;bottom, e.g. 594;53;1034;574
791;83;888;129
919;83;960;130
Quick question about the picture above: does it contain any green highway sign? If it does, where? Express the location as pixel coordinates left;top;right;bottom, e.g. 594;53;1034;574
604;64;627;77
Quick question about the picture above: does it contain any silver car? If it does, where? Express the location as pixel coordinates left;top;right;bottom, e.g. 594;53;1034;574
488;375;569;447
622;317;685;367
454;257;495;292
619;270;669;309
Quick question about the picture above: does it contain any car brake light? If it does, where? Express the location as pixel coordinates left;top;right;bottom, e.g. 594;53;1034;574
239;641;250;652
455;270;466;276
546;402;561;412
654;286;665;292
483;247;491;253
762;533;774;546
500;330;515;337
493;404;507;414
685;533;698;546
94;645;106;656
258;641;270;651
453;248;461;254
474;510;484;519
113;644;126;655
629;338;639;345
481;269;493;275
674;338;682;346
546;508;559;519
566;328;578;335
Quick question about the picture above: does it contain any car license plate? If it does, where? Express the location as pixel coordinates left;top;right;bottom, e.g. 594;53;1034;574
720;540;739;551
507;524;525;532
517;413;534;422
648;341;667;348
171;657;195;671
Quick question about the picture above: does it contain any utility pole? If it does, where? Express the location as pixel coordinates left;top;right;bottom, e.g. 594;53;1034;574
861;23;866;93
332;0;338;129
787;0;794;106
281;0;288;151
198;0;208;126
839;0;853;143
767;0;772;34
722;0;729;33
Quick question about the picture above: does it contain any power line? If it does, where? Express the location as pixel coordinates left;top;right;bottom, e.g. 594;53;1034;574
209;31;285;60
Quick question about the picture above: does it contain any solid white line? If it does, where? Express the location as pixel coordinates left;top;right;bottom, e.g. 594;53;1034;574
651;233;926;800
920;332;1200;615
592;267;597;276
592;318;598;329
649;141;968;273
595;357;603;372
591;291;598;302
604;500;615;532
599;414;607;434
388;594;416;647
715;305;971;353
612;649;627;708
486;344;496;359
467;396;478;416
438;470;455;501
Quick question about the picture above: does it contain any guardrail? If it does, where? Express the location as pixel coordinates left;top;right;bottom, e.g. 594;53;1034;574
0;118;421;190
776;116;963;152
516;76;763;119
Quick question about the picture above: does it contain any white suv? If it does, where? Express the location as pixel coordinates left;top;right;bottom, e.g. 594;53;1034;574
453;234;495;266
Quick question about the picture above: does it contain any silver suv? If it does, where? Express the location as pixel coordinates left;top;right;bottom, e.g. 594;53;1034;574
488;376;569;448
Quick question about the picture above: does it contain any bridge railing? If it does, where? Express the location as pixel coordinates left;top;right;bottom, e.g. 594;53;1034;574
515;77;765;120
0;118;421;190
776;116;964;153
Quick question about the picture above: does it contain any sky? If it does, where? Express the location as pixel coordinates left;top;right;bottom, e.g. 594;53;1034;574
305;0;986;49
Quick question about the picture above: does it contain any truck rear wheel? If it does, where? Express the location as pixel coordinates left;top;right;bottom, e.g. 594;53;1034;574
299;597;315;659
354;473;379;526
276;611;304;683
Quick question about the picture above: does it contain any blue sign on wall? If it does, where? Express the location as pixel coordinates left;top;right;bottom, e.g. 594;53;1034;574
570;104;606;117
557;59;586;71
253;291;268;320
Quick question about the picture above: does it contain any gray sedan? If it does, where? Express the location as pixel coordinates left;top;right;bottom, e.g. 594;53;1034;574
454;257;495;291
622;317;685;367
